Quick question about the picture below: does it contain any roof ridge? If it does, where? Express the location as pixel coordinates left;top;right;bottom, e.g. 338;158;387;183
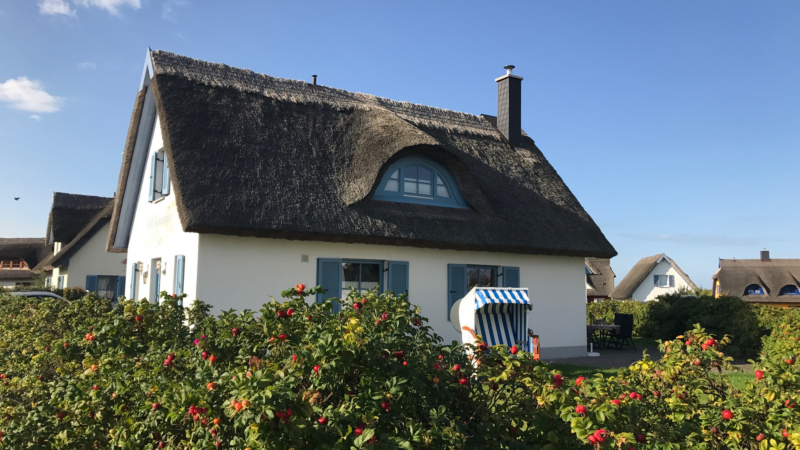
149;50;501;139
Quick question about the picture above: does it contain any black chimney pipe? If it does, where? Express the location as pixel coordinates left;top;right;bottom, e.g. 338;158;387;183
312;75;317;86
496;65;523;147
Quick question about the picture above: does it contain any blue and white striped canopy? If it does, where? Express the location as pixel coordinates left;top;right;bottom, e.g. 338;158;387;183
472;289;532;351
474;288;531;310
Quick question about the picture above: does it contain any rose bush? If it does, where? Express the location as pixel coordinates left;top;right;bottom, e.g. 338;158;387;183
0;288;798;449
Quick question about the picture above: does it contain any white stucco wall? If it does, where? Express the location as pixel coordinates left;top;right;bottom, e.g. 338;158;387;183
63;222;127;288
196;234;587;358
125;117;200;301
630;260;693;301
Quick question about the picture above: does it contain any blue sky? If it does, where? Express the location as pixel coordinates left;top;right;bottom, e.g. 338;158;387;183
1;1;798;286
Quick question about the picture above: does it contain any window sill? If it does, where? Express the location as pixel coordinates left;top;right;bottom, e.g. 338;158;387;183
153;196;166;204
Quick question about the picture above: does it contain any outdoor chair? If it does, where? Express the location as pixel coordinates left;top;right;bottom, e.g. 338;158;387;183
609;313;636;350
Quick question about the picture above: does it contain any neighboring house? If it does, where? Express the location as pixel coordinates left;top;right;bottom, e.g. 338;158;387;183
585;257;615;303
33;193;127;299
610;254;697;301
712;250;800;308
0;238;51;288
106;50;616;358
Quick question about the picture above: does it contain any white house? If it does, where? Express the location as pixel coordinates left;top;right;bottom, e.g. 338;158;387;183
610;254;696;301
105;50;616;358
34;192;127;299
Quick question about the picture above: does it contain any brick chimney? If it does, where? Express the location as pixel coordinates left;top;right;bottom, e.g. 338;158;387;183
761;250;770;262
496;65;523;147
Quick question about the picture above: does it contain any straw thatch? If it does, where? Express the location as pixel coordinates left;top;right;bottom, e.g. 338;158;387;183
610;254;696;299
46;193;113;245
0;238;51;281
34;204;113;272
109;50;616;257
713;258;800;304
586;257;615;298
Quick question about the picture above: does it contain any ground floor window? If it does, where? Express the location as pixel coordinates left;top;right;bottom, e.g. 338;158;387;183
342;261;382;297
467;266;496;291
97;276;118;300
57;275;65;289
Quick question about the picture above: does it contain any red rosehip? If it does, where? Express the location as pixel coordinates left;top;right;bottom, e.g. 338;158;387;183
292;354;298;362
381;312;390;321
575;405;587;415
313;365;320;374
135;315;143;322
783;429;789;438
278;333;288;341
433;363;440;370
295;283;305;294
208;355;217;364
786;357;796;365
593;429;608;443
318;417;327;425
207;382;216;390
452;364;461;371
587;435;597;445
510;345;518;355
722;409;734;420
755;370;764;381
354;427;364;436
636;434;646;443
576;376;586;386
152;403;160;410
756;433;765;441
459;377;468;385
353;302;362;310
201;351;209;360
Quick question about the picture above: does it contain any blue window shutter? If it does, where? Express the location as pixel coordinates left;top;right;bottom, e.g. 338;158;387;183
503;267;520;288
130;265;137;299
316;258;342;313
161;154;170;196
148;152;157;202
115;276;126;301
669;275;675;287
447;264;467;320
86;275;98;294
387;261;409;296
654;275;659;286
175;255;185;296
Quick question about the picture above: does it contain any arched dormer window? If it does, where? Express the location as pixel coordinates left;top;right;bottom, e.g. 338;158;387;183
372;156;469;209
744;284;765;296
779;285;800;296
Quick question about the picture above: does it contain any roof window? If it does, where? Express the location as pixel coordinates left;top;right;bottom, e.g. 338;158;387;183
744;284;765;296
373;156;468;209
779;285;800;296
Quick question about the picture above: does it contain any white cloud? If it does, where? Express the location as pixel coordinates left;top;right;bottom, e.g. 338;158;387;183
74;0;141;15
78;62;97;69
162;0;188;21
30;115;42;120
39;0;76;16
0;77;62;113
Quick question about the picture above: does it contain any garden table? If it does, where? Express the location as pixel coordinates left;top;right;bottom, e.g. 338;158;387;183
587;324;620;349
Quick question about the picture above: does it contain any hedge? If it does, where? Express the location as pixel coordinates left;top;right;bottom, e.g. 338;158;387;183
588;291;797;359
0;287;798;449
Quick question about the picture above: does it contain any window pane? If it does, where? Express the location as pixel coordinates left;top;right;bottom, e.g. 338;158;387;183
342;263;359;290
389;170;399;180
418;167;432;183
468;268;480;291
404;166;417;182
404;181;417;194
436;176;450;197
418;180;431;196
385;179;399;192
479;268;495;287
360;263;381;292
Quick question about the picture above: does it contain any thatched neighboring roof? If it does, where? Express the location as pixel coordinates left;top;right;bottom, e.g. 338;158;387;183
0;238;51;281
34;204;113;272
586;257;615;297
109;50;616;257
713;258;800;304
610;254;697;299
46;193;113;244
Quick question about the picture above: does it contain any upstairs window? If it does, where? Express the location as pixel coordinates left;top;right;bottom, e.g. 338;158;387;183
744;284;764;295
779;285;800;296
149;149;170;202
373;156;468;209
0;259;28;269
654;275;675;287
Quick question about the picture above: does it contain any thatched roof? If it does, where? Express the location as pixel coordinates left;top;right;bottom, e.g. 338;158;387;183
713;258;800;304
46;193;113;244
0;238;51;281
34;204;113;272
109;50;616;257
586;257;615;297
610;254;697;299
